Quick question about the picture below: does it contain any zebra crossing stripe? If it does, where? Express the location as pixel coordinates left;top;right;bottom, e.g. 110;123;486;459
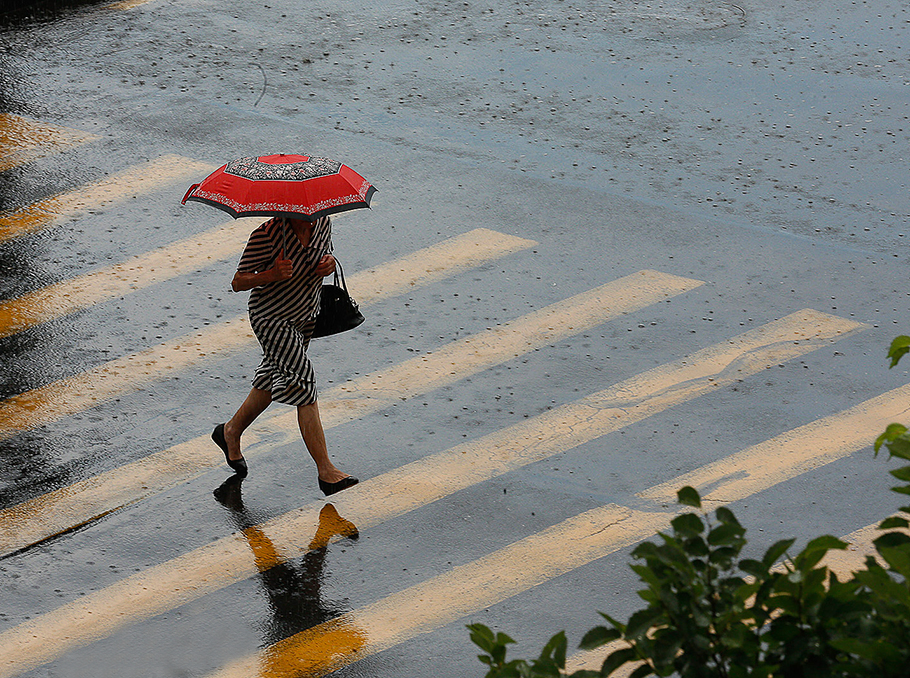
637;382;910;508
0;154;216;243
0;228;535;441
107;0;157;8
0;308;859;677
0;268;698;556
215;339;910;678
208;505;671;678
0;217;260;338
0;114;98;173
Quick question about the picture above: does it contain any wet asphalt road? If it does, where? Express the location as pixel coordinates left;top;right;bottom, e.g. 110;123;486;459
0;0;909;676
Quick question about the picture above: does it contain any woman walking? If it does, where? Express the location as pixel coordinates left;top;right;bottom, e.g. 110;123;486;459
212;214;358;496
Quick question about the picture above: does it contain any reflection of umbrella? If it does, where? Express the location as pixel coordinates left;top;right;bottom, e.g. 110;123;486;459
181;153;376;221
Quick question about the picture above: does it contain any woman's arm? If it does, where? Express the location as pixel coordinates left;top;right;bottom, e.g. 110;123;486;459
232;249;294;291
231;252;335;292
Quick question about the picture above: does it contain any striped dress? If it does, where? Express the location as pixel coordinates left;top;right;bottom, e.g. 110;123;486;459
236;216;333;406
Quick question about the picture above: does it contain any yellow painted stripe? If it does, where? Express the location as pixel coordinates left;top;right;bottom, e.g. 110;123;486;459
0;268;699;556
107;0;156;8
0;309;859;676
0;218;260;338
0;114;98;173
638;382;910;508
0;227;534;441
0;154;216;243
210;506;671;678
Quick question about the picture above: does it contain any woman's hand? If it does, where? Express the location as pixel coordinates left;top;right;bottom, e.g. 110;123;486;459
230;249;293;291
272;249;294;281
315;254;336;277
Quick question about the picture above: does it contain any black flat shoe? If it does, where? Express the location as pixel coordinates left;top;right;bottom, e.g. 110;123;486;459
212;424;248;476
319;476;358;496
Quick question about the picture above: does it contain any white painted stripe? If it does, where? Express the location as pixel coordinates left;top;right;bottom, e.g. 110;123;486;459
208;506;670;678
638;383;910;508
107;0;158;8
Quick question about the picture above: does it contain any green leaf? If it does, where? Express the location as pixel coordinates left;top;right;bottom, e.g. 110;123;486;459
631;542;660;561
805;534;848;551
889;466;910;482
650;635;682;670
597;611;627;631
627;664;654;678
762;538;795;567
879;516;910;530
625;608;665;641
800;535;847;561
830;638;900;663
677;486;701;508
878;545;910;577
539;631;567;669
874;532;910;565
467;623;497;652
714;506;742;527
887;335;910;368
579;626;622;650
709;545;742;567
875;423;908;454
671;512;704;537
684;537;710;558
708;523;745;546
739;558;769;578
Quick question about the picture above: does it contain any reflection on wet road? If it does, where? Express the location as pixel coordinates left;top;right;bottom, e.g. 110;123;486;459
215;478;362;649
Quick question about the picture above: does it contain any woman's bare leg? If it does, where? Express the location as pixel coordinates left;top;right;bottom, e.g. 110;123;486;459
224;388;272;460
297;400;349;482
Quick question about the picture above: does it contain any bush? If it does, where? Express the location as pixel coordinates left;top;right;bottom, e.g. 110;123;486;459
469;337;910;678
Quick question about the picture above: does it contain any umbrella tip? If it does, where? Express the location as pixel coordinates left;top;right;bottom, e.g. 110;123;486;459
181;184;200;205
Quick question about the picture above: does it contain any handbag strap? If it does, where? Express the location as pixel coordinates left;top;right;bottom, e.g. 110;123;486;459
332;259;348;291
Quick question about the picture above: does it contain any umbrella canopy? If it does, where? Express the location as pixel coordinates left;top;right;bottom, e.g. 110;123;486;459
181;154;376;221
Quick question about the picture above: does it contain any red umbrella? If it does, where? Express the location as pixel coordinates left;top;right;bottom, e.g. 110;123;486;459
181;154;376;221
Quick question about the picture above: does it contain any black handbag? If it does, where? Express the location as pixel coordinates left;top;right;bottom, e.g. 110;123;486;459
312;260;365;338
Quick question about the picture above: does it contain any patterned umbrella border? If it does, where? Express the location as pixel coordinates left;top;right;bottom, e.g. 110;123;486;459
182;180;377;221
